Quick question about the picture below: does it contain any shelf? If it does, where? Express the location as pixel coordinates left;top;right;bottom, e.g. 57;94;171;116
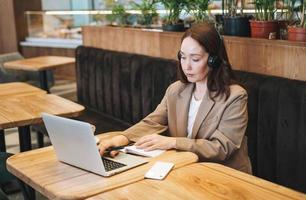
20;37;82;49
82;26;306;81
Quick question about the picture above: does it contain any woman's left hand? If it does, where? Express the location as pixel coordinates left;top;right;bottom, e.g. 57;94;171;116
134;134;176;151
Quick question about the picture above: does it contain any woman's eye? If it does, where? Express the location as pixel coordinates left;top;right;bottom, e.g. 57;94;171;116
192;59;200;62
181;56;186;60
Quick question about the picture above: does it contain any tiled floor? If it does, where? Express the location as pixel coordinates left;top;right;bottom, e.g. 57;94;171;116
4;80;77;200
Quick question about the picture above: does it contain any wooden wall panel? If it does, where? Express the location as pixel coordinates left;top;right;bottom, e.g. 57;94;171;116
21;46;76;80
83;26;306;81
0;0;41;54
223;37;306;80
0;0;18;54
12;0;42;51
83;26;183;59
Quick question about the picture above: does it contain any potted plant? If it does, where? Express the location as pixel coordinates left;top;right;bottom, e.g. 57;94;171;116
187;0;211;23
223;0;251;36
157;0;188;31
288;0;306;42
132;0;158;27
106;3;128;26
250;0;278;39
276;0;292;39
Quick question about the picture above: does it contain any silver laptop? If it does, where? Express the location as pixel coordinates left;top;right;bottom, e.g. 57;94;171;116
42;113;147;177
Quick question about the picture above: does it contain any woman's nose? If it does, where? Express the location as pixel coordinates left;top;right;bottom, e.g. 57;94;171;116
185;60;192;70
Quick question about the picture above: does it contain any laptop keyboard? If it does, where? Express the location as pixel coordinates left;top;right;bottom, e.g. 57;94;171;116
101;157;126;172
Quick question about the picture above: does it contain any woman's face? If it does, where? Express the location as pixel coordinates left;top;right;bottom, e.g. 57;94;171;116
180;36;209;83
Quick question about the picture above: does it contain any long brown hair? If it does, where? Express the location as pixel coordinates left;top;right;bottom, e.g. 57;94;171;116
177;23;236;101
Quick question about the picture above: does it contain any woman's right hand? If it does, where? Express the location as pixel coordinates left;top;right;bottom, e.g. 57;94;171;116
98;135;129;157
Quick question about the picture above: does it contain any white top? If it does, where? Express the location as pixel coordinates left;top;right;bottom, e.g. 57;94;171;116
187;94;203;138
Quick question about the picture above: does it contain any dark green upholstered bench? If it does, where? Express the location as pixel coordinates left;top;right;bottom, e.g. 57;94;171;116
0;153;14;184
0;152;18;199
75;46;178;133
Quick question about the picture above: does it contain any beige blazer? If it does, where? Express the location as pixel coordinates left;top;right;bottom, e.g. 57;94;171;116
123;81;252;174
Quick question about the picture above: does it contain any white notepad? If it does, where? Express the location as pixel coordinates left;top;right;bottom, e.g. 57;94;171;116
123;145;165;157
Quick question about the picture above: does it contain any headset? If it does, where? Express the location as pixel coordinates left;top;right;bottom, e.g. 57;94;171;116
208;29;223;68
178;28;223;69
207;54;222;68
177;50;222;69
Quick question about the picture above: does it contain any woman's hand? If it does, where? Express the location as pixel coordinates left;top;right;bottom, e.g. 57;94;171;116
135;134;176;151
98;135;129;157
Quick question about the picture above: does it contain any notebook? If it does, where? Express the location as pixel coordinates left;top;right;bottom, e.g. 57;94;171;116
123;145;165;158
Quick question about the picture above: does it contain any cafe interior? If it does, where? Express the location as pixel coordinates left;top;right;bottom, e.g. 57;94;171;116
0;0;306;199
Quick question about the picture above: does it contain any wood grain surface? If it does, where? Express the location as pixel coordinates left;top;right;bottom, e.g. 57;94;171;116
0;82;46;98
6;133;198;200
88;163;306;200
21;46;76;80
83;26;306;81
0;94;84;129
3;56;75;71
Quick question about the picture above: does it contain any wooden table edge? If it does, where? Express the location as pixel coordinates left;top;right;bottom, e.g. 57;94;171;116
48;151;198;200
0;82;46;97
201;163;306;200
6;143;198;200
0;108;85;130
3;56;75;72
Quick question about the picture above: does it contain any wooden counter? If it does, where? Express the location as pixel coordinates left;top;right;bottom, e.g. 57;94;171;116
83;26;183;60
83;26;306;81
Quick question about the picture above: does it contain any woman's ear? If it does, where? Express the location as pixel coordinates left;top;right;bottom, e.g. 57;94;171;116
177;51;181;60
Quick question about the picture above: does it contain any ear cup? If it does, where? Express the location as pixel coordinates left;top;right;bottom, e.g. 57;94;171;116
207;55;222;68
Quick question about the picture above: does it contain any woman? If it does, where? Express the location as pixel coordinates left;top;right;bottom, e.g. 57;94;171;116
98;23;252;174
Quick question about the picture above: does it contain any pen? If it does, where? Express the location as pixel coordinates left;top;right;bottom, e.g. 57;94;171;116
104;142;135;154
105;145;126;152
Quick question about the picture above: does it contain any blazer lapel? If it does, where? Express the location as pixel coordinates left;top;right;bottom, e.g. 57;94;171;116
176;84;194;137
191;92;215;139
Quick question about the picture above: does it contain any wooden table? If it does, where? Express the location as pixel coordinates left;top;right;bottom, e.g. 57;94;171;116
3;56;75;93
6;132;198;200
0;93;84;152
0;82;46;98
0;82;47;151
89;163;306;200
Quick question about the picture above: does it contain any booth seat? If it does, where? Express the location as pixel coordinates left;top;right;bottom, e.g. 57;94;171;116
75;46;177;132
75;46;306;193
